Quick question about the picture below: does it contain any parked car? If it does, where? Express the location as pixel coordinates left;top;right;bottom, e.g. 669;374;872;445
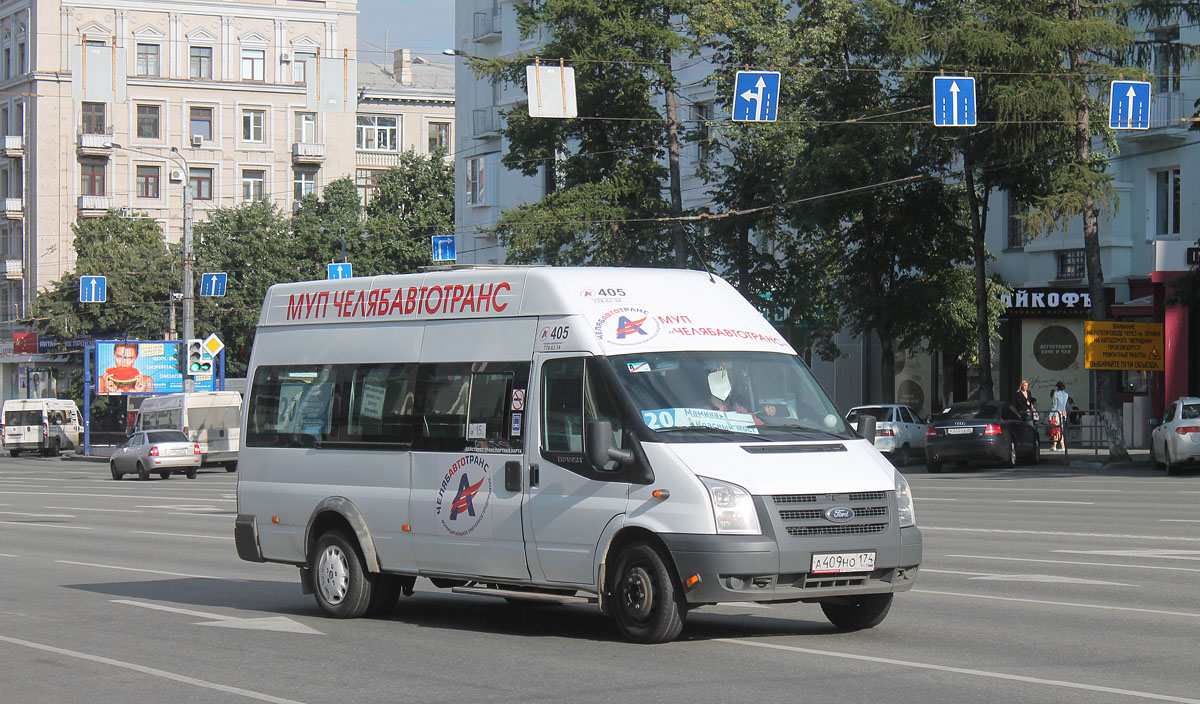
1150;397;1200;476
845;404;926;466
924;400;1040;473
109;430;201;480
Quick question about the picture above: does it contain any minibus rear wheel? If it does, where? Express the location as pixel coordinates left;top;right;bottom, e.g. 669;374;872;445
312;530;374;619
820;593;893;630
610;541;685;644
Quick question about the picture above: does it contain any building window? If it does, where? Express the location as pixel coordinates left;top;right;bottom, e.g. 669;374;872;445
294;52;316;85
428;122;450;153
294;170;316;200
466;156;485;205
189;46;213;79
295;112;316;143
241;48;265;81
242;109;265;143
356;115;399;151
81;162;105;196
17;42;24;74
1153;26;1181;93
136;105;160;139
1006;194;1029;249
1056;249;1086;280
3;48;10;79
1155;167;1180;236
190;107;213;141
242;169;265;201
81;102;106;135
356;169;383;205
136;165;160;199
189;167;213;201
695;102;712;162
136;43;160;77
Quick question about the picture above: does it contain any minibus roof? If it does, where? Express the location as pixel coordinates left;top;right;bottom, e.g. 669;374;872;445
259;266;795;356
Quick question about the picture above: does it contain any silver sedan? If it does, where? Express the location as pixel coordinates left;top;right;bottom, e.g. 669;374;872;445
110;430;202;480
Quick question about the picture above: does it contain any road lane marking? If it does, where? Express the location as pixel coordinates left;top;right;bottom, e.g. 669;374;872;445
1009;500;1095;505
922;569;1132;586
920;526;1200;542
720;638;1200;703
0;491;236;502
914;497;958;501
0;634;308;704
1161;519;1200;523
43;506;141;513
944;554;1200;573
1055;549;1200;561
0;553;15;557
57;560;231;580
132;530;233;540
0;510;75;518
914;589;1200;619
906;486;1123;492
113;600;322;634
0;521;91;530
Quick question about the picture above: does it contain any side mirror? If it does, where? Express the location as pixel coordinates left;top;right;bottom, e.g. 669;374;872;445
586;419;632;469
1148;418;1159;429
858;414;877;444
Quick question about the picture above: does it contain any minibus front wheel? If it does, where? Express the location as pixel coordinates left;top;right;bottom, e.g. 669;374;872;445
819;593;893;630
312;529;374;619
610;542;685;644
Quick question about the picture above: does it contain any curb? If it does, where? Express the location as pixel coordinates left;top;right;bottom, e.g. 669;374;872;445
61;454;110;463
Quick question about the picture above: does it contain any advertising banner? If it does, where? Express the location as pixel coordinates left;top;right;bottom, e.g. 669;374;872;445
1020;319;1090;413
95;341;214;395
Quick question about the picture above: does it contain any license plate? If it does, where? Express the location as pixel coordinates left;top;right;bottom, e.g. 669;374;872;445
811;552;876;574
170;448;188;456
945;427;973;435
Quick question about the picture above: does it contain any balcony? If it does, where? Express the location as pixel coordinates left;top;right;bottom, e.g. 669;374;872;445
1;135;23;158
1125;92;1189;144
77;132;113;157
472;106;502;139
0;259;22;280
78;195;113;216
1;197;22;219
472;8;501;42
292;142;326;164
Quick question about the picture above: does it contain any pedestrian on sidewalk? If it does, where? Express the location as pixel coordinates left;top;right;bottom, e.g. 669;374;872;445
1015;380;1036;426
1049;381;1069;452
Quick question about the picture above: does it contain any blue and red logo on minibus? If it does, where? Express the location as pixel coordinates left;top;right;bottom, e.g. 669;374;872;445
594;307;660;346
436;455;493;537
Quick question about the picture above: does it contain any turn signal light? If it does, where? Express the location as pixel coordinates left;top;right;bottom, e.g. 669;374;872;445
652;489;670;499
1176;426;1200;435
148;445;160;457
984;424;1002;435
685;573;701;588
193;443;202;455
402;524;411;532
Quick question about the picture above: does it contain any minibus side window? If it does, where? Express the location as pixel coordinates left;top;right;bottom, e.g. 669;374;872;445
333;363;417;446
247;365;336;448
540;358;628;474
467;362;528;452
411;363;471;451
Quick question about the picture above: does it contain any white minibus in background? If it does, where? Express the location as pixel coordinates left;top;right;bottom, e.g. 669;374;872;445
136;391;242;470
234;267;922;643
2;398;82;456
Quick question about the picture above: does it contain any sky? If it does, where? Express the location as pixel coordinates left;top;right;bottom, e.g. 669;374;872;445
356;0;456;64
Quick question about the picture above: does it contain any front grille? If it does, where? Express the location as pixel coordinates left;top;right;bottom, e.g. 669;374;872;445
848;491;886;502
779;509;824;520
798;575;870;589
773;494;819;504
787;523;888;536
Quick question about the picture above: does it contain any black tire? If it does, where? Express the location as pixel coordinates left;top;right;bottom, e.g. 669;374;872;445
1165;448;1181;477
366;575;405;617
1029;440;1041;465
159;471;171;480
926;459;942;474
1004;440;1018;468
136;462;149;481
1149;444;1159;469
892;445;909;467
48;439;60;457
225;462;238;472
110;462;122;481
610;542;685;644
8;449;18;457
311;530;374;619
820;593;894;630
185;468;198;479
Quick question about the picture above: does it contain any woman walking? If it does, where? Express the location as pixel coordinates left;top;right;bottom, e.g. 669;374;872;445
1049;381;1069;452
1015;380;1036;425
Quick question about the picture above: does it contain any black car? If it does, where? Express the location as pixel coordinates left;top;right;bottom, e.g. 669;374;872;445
924;400;1040;472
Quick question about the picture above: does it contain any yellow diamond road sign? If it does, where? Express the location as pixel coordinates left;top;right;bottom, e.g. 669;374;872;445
202;333;224;358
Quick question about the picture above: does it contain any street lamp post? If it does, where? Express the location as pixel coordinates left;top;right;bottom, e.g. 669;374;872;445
108;142;194;391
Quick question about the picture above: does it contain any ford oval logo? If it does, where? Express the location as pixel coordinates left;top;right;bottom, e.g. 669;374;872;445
825;506;855;523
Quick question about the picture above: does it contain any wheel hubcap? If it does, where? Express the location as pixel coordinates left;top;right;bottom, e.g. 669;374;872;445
620;566;655;623
317;546;349;605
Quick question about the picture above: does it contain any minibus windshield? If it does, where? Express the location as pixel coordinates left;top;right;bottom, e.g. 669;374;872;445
609;351;851;441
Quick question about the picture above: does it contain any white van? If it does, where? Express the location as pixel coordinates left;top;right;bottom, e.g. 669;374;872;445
136;391;242;470
235;267;922;643
2;398;82;456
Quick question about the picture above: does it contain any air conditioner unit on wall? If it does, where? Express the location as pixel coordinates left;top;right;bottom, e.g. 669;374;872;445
190;134;203;147
280;51;292;63
168;169;184;183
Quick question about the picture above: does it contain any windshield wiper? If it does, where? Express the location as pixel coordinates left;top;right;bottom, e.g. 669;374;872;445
658;425;772;440
761;423;849;438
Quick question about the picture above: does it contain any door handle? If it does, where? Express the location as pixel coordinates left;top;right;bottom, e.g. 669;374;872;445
504;460;522;492
529;463;540;488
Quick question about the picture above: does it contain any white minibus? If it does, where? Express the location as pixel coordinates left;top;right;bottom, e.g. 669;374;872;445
2;398;82;456
235;267;921;643
136;391;242;470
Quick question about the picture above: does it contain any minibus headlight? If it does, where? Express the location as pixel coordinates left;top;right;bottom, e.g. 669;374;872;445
699;477;761;535
896;472;916;528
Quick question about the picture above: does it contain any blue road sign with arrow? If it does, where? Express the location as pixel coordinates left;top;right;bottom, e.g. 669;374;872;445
200;272;227;297
933;76;977;127
732;70;781;122
431;235;456;262
327;262;353;280
1109;80;1151;130
79;275;107;303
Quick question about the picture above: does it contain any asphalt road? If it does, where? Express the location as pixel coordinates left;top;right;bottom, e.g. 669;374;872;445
0;453;1196;704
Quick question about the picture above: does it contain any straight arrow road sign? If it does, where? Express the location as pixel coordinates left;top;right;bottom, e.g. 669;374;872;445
327;262;353;280
932;76;977;127
79;275;107;303
1109;80;1151;130
732;70;781;122
199;272;227;297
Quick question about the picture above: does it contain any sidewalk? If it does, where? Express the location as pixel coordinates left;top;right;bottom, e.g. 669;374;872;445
61;445;115;463
1039;445;1152;470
